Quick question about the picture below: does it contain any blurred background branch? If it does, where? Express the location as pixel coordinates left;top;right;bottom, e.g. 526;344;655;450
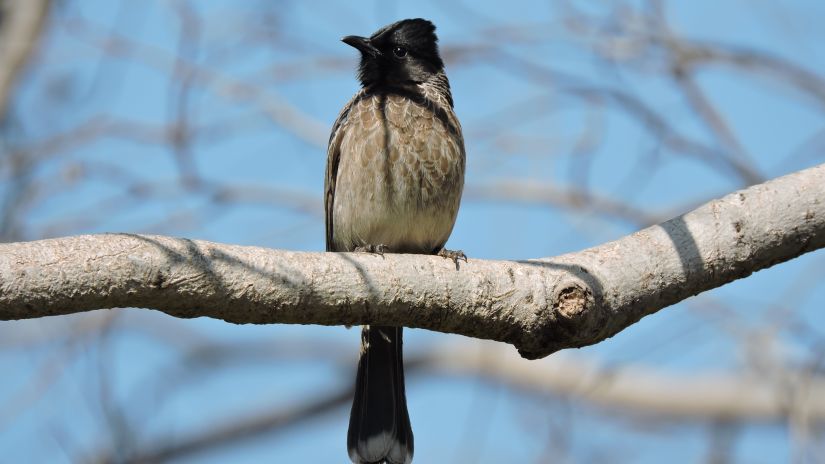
0;0;51;119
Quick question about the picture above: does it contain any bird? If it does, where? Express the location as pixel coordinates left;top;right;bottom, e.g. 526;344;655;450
325;18;465;464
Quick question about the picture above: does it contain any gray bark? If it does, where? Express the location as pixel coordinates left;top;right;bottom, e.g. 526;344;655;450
1;163;823;359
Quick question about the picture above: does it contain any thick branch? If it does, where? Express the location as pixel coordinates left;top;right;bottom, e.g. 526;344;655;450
1;164;824;358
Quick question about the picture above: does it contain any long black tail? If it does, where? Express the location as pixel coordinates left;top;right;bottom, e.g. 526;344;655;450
347;325;413;464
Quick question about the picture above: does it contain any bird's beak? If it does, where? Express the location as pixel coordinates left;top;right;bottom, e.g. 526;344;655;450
342;35;380;57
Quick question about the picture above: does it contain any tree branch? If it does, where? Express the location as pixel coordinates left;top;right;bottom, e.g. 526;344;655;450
0;0;51;118
1;163;823;359
426;343;825;422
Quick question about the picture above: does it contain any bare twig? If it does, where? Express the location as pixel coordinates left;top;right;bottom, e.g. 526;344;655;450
62;17;328;147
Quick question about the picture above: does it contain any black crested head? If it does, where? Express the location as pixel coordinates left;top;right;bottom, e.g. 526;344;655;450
342;18;445;88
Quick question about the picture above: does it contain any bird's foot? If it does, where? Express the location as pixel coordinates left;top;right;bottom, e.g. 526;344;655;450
354;244;389;256
438;248;467;269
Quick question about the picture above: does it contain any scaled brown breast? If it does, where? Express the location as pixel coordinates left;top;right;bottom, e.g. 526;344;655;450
325;88;465;253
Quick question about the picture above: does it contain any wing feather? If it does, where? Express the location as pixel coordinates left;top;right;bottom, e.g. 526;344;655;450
325;90;365;252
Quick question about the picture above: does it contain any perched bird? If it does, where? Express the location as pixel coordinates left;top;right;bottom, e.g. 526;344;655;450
325;18;465;464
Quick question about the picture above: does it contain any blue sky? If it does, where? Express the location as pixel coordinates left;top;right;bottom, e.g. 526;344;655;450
2;1;825;462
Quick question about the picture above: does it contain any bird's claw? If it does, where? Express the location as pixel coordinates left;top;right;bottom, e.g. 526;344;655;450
354;244;388;256
438;248;467;269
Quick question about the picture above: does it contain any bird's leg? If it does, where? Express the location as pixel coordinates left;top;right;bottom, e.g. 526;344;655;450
354;243;389;256
437;248;467;269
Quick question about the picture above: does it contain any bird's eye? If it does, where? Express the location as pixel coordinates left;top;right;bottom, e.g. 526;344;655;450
392;46;407;58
